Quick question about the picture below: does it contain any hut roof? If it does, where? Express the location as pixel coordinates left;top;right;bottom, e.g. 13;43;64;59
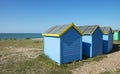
77;25;101;35
113;30;120;32
100;27;112;34
42;23;84;37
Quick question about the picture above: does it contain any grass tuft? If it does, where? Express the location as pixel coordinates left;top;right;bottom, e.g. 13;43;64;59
83;55;107;62
99;71;112;74
34;41;40;43
26;38;30;40
116;68;120;73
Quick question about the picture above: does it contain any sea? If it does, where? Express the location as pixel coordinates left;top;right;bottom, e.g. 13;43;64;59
0;33;42;39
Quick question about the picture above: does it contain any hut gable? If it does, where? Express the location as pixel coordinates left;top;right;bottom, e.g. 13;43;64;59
77;25;102;35
92;27;103;56
100;27;112;35
60;27;82;63
42;23;83;37
113;30;120;32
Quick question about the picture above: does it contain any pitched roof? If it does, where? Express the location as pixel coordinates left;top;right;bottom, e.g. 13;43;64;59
113;30;120;32
42;23;84;37
77;25;100;35
100;27;112;34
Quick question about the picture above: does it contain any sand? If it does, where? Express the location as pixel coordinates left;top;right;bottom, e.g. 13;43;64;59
72;50;120;74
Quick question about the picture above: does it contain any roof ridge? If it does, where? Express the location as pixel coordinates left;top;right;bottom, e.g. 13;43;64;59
91;25;99;35
42;23;84;37
77;25;99;35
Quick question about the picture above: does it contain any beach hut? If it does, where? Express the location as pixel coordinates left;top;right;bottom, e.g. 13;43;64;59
113;30;120;40
42;23;83;64
100;27;113;53
77;25;103;58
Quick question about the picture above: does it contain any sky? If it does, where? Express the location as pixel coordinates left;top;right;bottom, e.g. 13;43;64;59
0;0;120;33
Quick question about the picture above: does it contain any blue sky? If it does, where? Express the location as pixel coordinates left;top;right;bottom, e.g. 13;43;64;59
0;0;120;33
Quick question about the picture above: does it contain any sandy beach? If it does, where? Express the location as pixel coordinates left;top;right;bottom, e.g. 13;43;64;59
31;38;43;40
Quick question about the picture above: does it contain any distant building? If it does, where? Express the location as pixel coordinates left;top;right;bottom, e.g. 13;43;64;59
42;23;83;64
77;25;103;58
100;27;113;53
113;30;120;40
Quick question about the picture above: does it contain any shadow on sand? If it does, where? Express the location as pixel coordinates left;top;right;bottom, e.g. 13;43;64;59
84;41;120;59
110;41;120;53
111;44;120;53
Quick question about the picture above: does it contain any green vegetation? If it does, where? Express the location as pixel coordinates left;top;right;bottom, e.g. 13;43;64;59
0;39;108;74
99;68;120;74
0;54;70;74
83;55;107;62
0;39;42;48
113;40;120;44
116;68;120;73
99;71;112;74
26;38;31;40
34;40;40;43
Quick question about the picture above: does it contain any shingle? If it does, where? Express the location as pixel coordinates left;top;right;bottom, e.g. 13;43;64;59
43;24;70;34
43;26;58;34
113;30;120;32
77;25;98;34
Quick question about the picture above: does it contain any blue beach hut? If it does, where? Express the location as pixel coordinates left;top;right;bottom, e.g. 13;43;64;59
100;27;113;53
77;25;103;58
42;23;83;64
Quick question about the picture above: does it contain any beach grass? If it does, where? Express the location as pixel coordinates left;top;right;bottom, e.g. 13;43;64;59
0;39;42;48
83;55;107;62
99;68;120;74
99;71;112;74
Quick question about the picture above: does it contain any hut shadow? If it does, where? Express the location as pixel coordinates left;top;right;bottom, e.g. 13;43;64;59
82;42;91;59
62;41;120;64
110;41;120;53
110;43;120;54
